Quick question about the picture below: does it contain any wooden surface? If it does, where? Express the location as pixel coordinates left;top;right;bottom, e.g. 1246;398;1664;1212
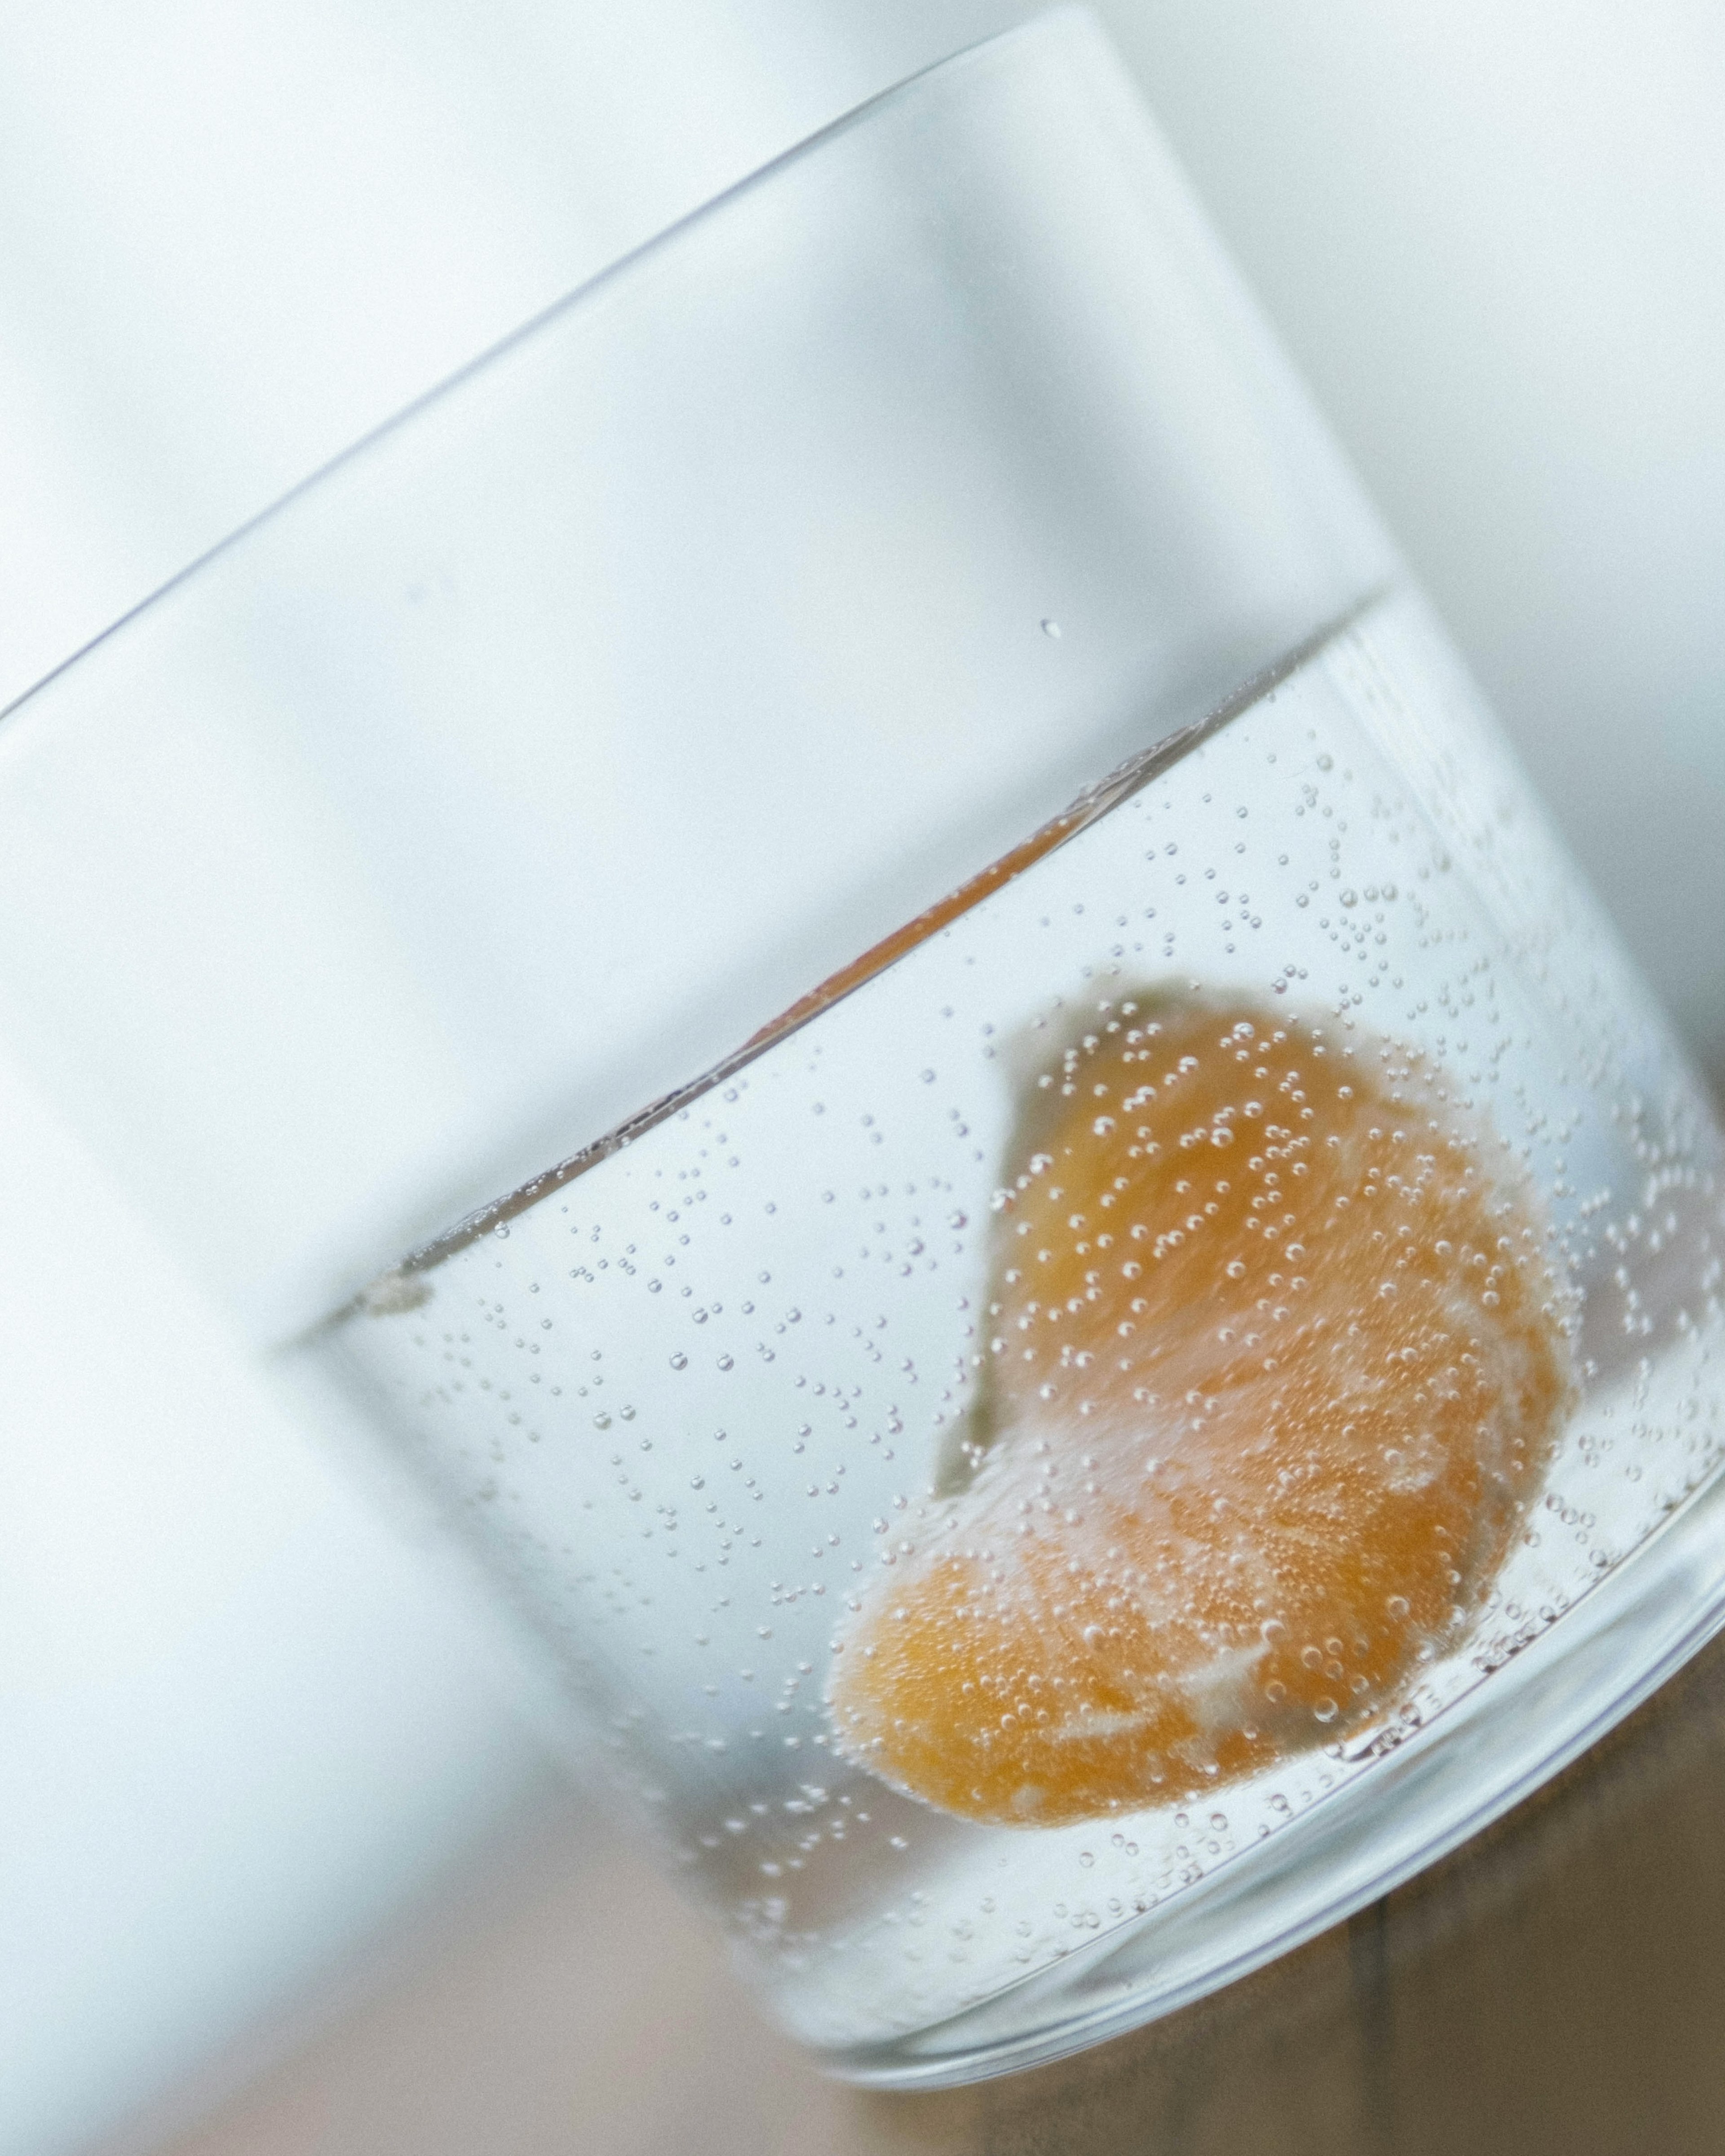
132;1626;1725;2156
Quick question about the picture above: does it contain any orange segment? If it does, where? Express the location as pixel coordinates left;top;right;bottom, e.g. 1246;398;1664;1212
827;994;1572;1827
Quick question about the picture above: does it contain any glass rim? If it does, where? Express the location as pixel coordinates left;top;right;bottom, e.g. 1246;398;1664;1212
0;0;1395;1348
0;4;1092;738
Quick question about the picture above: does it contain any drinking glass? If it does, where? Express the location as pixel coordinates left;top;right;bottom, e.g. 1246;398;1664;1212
1;6;1719;2085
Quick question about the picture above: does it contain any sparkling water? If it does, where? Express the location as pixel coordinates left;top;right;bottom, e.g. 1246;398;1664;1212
296;589;1722;2059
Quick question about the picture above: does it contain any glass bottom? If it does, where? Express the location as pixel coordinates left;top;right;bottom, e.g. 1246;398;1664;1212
825;1447;1725;2081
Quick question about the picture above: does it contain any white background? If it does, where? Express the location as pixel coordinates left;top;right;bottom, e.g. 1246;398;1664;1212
2;4;1721;2149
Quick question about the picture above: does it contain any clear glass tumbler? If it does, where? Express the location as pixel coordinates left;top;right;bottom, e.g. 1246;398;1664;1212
0;6;1719;2085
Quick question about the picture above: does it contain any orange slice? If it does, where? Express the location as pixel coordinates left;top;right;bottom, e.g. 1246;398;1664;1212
827;993;1571;1827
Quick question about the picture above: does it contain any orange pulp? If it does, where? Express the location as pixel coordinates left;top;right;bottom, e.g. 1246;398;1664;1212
826;994;1571;1827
